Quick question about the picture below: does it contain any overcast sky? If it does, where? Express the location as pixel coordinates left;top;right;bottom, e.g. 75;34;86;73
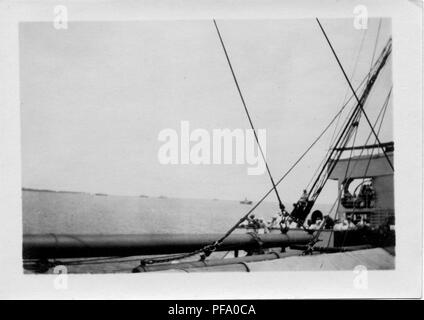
20;19;392;204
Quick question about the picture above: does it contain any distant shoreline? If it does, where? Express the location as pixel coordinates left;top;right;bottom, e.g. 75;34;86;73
21;188;331;207
22;187;85;195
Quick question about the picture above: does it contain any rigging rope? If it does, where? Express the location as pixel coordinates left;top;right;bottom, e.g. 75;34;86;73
342;119;361;184
304;87;392;253
337;88;391;250
138;79;364;265
369;19;383;76
315;86;390;253
328;27;368;148
213;19;285;212
306;25;392;203
307;87;363;201
361;88;392;182
304;34;391;204
134;21;395;266
316;18;394;171
306;64;374;190
141;20;395;265
224;37;391;239
29;22;395;270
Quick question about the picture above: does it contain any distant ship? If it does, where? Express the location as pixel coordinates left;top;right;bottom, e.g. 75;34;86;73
94;193;108;196
240;197;253;205
139;194;149;198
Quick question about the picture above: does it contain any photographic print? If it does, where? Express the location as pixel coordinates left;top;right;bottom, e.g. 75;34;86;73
20;18;395;274
0;0;421;300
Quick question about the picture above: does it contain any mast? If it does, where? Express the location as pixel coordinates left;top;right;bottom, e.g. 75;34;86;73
289;38;392;225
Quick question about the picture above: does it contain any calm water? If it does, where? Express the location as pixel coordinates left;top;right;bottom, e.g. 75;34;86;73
23;190;333;234
22;190;282;234
22;190;333;273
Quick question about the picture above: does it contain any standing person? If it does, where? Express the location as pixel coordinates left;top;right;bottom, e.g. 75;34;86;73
364;183;375;208
258;219;269;234
279;210;292;233
346;216;356;230
268;211;283;229
299;189;309;206
287;217;299;229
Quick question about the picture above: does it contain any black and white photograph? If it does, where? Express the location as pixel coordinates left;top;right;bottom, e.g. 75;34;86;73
0;0;422;300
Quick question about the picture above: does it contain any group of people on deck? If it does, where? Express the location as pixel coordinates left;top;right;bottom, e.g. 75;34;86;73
333;216;371;230
243;189;373;233
342;181;376;209
246;211;371;233
248;209;327;233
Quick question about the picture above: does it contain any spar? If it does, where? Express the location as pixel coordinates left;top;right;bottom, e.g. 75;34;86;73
23;231;313;259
